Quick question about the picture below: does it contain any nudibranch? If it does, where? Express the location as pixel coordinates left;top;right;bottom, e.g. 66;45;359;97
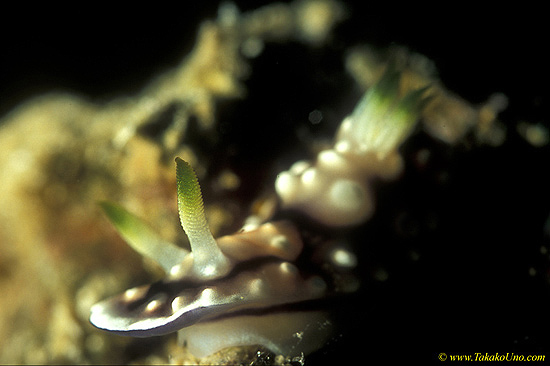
90;70;428;358
276;70;428;227
90;158;332;357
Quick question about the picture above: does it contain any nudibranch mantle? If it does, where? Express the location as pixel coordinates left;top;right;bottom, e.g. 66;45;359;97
90;158;332;357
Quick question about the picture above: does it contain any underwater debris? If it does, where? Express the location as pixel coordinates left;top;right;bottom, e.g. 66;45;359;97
517;121;549;147
110;0;348;152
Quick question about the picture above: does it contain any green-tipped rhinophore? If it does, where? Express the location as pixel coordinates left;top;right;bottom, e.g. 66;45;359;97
348;69;430;156
175;157;230;278
99;201;188;272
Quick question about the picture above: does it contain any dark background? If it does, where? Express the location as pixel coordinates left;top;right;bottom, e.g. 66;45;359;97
1;2;548;364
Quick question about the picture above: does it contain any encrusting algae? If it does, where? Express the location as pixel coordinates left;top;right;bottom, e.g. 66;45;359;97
0;1;547;364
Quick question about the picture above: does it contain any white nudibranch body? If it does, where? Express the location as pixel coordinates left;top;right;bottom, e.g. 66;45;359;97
276;70;428;227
